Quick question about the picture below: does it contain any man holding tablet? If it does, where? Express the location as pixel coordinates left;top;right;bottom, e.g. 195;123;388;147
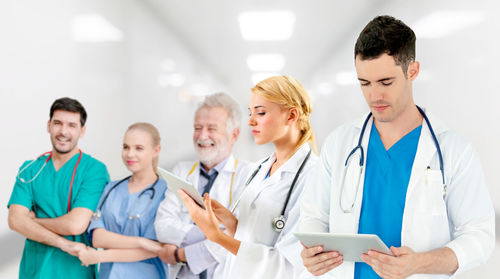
299;15;495;278
154;92;252;279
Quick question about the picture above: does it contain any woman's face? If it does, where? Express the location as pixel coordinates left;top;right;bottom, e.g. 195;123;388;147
122;129;158;174
248;93;292;145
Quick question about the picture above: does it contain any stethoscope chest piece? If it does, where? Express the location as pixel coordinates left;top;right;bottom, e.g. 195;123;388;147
272;215;286;232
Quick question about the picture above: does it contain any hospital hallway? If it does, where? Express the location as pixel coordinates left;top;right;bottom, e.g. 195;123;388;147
1;0;499;277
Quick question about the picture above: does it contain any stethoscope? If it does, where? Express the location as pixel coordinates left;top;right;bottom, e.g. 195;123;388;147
339;106;445;213
16;150;83;213
92;175;159;221
231;149;312;232
187;159;238;206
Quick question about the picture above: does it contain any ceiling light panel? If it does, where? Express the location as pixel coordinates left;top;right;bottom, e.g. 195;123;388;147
247;53;285;72
412;11;485;39
251;72;280;85
238;11;296;41
72;13;123;42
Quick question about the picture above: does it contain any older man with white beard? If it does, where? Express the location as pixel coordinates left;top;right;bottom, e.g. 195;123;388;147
155;93;252;279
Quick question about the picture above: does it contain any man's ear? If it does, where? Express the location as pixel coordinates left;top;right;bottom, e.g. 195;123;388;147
407;61;420;81
80;125;86;139
231;127;240;143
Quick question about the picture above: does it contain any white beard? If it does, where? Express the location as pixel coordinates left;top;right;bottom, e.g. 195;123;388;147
195;138;228;167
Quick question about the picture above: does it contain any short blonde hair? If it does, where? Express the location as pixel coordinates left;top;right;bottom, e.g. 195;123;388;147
126;122;161;171
251;75;317;155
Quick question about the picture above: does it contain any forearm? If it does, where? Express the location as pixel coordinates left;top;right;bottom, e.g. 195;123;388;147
212;232;241;256
98;248;157;263
416;247;458;275
92;228;144;249
9;206;73;251
35;208;93;236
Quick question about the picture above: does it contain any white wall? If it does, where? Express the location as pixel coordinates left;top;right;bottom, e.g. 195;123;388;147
0;0;227;256
307;0;500;212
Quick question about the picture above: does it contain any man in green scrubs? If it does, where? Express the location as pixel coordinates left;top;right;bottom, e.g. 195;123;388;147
8;97;109;279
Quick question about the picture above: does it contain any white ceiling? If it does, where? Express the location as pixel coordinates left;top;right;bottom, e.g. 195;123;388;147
143;0;388;97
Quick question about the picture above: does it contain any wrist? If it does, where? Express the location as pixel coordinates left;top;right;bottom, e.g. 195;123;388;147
413;251;428;274
207;228;225;243
174;247;186;263
56;238;70;251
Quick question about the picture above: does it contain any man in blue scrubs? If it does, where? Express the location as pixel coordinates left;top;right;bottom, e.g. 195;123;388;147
299;16;495;278
8;97;109;279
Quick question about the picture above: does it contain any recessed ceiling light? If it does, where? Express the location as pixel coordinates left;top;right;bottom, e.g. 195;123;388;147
251;72;280;85
158;73;186;88
412;11;485;39
72;14;123;42
238;11;295;41
247;54;286;72
336;71;358;86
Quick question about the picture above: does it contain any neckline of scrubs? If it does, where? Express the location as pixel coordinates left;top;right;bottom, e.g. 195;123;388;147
48;151;81;173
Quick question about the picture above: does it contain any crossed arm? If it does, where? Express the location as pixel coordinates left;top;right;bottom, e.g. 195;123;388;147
77;228;162;266
33;207;94;235
8;204;85;256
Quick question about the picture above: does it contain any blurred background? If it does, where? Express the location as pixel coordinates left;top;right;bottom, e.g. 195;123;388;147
1;0;498;277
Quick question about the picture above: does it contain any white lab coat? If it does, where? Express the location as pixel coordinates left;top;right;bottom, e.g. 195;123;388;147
214;144;318;279
299;111;495;279
154;154;252;279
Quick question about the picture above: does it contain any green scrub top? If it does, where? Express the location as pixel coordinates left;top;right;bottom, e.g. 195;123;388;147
8;151;110;279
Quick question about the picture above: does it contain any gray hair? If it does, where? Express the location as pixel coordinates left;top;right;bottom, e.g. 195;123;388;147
195;92;242;132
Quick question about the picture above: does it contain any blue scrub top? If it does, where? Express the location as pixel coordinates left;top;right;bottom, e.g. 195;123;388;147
88;177;168;279
355;124;421;279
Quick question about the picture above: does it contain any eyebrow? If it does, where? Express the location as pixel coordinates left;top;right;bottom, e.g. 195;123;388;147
358;77;395;82
248;105;265;110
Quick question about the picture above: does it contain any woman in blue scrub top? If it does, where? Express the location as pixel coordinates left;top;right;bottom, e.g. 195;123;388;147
78;122;168;279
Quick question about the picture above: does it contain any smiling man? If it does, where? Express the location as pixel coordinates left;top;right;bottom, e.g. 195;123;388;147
299;15;495;278
155;92;252;279
8;97;109;279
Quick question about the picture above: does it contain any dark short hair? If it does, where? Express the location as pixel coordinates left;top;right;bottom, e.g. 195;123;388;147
355;15;416;76
49;97;87;126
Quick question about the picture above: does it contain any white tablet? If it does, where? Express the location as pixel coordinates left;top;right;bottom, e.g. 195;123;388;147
157;167;206;209
294;232;392;262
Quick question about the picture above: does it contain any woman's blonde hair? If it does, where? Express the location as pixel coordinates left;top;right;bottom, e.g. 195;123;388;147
126;122;161;172
251;75;317;155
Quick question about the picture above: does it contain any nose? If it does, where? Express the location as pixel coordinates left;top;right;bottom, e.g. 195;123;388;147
197;127;210;140
59;124;70;136
248;115;256;127
368;85;384;103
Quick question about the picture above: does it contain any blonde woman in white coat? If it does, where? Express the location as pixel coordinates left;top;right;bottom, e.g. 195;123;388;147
179;75;318;279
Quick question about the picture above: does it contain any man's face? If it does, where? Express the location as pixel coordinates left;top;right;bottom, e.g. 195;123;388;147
47;110;85;154
193;107;235;166
355;53;419;123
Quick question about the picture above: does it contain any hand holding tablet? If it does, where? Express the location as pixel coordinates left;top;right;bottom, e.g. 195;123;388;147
157;167;206;209
295;232;392;262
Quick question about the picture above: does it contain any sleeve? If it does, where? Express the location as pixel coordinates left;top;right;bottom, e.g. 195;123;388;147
184;240;219;275
7;161;34;209
72;159;110;211
87;181;113;244
299;135;334;233
154;188;197;245
444;143;495;275
154;163;197;245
